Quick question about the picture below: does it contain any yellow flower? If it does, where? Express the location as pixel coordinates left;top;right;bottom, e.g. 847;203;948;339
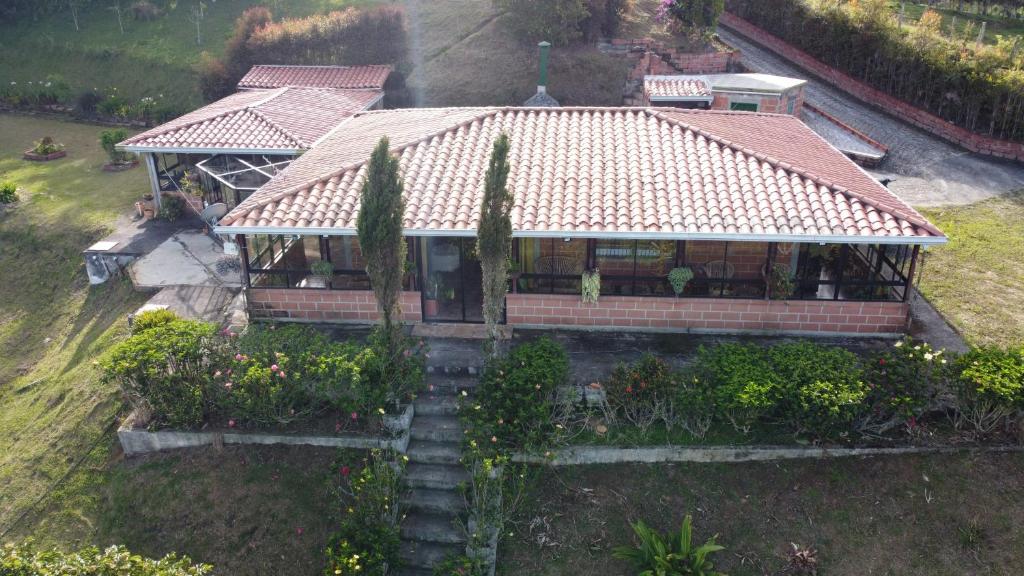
377;407;385;415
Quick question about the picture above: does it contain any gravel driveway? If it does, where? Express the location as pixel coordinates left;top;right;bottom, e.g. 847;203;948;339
718;25;1024;207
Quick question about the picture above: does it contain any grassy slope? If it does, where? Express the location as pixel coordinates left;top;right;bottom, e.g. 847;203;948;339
501;453;1024;576
918;193;1024;348
0;114;150;532
17;444;339;575
0;1;377;112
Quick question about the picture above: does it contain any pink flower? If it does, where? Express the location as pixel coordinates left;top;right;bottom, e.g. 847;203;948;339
271;364;279;371
350;412;358;421
235;354;243;361
224;382;233;389
278;371;286;379
230;331;238;338
226;368;232;376
340;466;351;477
228;419;236;428
335;422;342;432
296;527;304;535
403;349;411;357
214;370;222;378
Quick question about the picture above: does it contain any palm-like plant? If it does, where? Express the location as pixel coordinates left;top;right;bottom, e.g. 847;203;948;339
613;514;725;576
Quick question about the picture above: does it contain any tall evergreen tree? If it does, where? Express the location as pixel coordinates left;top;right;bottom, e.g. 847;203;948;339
476;133;513;356
358;137;407;353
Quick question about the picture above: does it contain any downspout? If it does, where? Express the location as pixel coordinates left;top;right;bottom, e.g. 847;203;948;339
144;153;162;210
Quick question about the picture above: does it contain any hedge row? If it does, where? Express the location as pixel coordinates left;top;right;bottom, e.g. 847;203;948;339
725;0;1024;142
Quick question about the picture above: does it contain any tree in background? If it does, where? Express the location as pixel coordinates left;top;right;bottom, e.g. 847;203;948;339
495;0;590;45
357;137;407;354
477;133;513;357
656;0;725;38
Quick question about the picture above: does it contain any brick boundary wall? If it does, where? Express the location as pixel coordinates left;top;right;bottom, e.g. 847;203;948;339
506;294;908;335
600;39;743;106
249;288;422;323
719;12;1024;163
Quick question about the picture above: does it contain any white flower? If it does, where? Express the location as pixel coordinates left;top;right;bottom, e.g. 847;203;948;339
894;341;903;348
924;353;934;361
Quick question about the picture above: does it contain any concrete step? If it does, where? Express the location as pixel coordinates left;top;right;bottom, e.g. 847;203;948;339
414;395;459;416
399;539;463;570
403;487;466;515
406;463;469;490
407;440;462;465
411;416;464;442
426;374;478;394
401;511;466;544
393;567;435;576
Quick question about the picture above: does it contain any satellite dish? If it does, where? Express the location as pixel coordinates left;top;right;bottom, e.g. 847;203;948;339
200;203;228;227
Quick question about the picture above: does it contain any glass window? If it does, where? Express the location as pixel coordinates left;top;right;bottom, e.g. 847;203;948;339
634;240;676;296
516;238;586;295
724;242;769;299
596;239;637;296
729;101;758;112
683;241;727;296
328;236;366;272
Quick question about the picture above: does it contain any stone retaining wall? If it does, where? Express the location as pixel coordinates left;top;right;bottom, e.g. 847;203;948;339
506;294;908;335
720;12;1024;162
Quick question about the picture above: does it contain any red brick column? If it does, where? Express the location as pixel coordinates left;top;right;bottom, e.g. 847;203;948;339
506;294;907;335
249;289;422;323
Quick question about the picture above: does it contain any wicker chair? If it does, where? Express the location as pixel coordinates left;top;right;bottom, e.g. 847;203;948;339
703;260;735;279
533;255;584;276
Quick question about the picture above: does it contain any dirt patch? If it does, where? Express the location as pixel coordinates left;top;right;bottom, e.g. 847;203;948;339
500;452;1024;575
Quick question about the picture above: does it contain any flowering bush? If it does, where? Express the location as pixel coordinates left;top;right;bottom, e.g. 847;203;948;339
861;338;946;432
0;541;211;575
324;449;405;575
0;76;70;108
604;354;677;432
950;347;1024;434
461;337;569;455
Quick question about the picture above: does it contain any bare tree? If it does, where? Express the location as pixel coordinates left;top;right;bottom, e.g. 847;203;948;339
109;1;125;34
187;1;207;45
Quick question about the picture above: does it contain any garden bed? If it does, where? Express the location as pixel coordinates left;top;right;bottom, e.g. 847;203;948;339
102;159;139;172
22;149;66;161
117;404;414;456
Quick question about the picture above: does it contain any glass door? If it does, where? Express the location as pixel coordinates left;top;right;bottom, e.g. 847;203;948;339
420;237;484;323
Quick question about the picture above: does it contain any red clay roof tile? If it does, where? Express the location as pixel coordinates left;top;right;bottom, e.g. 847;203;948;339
238;65;392;90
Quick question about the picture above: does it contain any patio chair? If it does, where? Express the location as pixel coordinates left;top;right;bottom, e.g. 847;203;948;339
703;260;735;280
533;255;584;276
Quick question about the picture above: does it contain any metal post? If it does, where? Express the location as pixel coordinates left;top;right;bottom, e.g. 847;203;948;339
144;152;162;210
903;245;921;302
237;235;251;289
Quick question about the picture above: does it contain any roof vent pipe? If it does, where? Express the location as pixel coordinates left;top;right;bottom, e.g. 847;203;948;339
537;41;551;94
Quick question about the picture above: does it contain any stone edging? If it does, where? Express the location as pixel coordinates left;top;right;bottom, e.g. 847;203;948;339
117;404;414;456
511;444;1024;466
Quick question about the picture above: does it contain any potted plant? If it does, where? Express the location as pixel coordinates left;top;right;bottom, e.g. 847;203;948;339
668;266;694;297
179;170;204;198
23;136;66;161
424;272;441;317
581;268;601;303
309;259;334;288
768;263;795;300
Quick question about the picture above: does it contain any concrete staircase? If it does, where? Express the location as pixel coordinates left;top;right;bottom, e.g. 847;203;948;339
396;372;478;575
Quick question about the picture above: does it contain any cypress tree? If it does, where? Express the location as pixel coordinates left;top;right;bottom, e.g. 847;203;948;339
476;133;513;356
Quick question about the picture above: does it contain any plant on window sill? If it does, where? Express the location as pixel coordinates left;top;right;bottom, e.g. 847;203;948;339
668;266;694;297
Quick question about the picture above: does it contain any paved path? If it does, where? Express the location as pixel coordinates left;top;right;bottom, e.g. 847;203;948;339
718;25;1024;207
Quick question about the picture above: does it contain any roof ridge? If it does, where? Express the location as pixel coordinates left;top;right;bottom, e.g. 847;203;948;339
649;109;938;234
222;109;503;225
251;63;392;70
121;89;286;146
247;107;307;149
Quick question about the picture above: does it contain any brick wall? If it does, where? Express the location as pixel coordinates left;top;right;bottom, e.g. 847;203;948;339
720;12;1024;162
249;289;422;323
610;39;743;105
506;293;908;335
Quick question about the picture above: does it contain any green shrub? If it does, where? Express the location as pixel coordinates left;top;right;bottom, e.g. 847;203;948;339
581;0;634;39
433;554;486;576
951;347;1024;434
694;343;778;434
462;337;569;454
32;137;63;155
495;0;590;45
159;195;185;221
0;541;211;575
862;338;946;430
769;342;867;438
131;308;179;334
613;513;725;576
325;449;404;576
0;181;18;204
359;329;427;413
100;128;130;164
103;318;222;428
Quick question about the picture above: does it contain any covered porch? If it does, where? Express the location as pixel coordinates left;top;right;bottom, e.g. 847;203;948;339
237;231;921;335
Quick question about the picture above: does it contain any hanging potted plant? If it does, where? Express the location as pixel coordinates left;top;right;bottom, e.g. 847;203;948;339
667;266;694;297
581;268;601;304
309;259;334;289
424;272;441;317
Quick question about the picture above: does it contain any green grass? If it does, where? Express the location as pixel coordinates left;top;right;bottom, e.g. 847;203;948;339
898;2;1024;46
0;113;150;533
11;443;340;574
500;452;1024;575
918;193;1024;348
0;1;378;112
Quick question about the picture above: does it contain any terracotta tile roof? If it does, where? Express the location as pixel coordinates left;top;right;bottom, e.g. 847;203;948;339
238;65;392;90
218;107;943;242
644;76;713;99
120;88;381;151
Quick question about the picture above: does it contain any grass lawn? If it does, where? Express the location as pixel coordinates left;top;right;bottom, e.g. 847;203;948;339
901;2;1024;45
500;452;1024;575
917;192;1024;348
10;443;340;575
0;113;150;532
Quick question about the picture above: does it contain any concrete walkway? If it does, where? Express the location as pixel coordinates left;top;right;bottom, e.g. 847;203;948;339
137;286;242;324
129;231;241;289
717;24;1024;207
